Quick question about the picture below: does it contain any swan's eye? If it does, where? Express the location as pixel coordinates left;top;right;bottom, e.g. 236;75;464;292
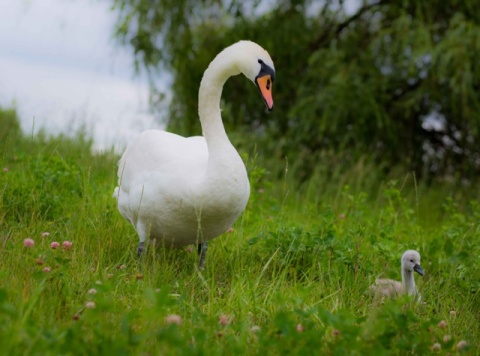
257;59;275;82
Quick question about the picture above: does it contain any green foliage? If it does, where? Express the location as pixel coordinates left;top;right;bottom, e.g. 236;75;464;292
112;0;480;181
0;107;22;146
2;154;82;221
1;111;478;354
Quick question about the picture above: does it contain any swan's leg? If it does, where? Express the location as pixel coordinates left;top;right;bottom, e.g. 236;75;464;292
138;242;145;257
136;220;148;257
197;242;208;270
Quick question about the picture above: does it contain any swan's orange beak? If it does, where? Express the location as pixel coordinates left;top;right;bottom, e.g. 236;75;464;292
255;75;274;111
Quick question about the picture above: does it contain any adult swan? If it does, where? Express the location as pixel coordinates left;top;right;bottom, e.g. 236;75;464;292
114;41;275;269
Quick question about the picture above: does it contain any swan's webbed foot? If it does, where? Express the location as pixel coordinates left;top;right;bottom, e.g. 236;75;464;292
198;242;208;270
137;241;145;257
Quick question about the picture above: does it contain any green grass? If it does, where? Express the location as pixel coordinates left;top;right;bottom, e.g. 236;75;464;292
0;112;479;355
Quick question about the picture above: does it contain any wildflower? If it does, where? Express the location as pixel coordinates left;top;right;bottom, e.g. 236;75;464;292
456;340;467;350
155;288;161;293
226;227;234;234
251;325;261;333
135;274;144;280
50;241;60;249
85;301;96;309
72;314;80;321
95;280;102;285
165;314;182;325
87;288;97;295
41;232;50;237
218;314;230;326
23;238;35;248
185;246;194;253
449;310;456;317
443;335;451;343
338;213;346;219
431;343;441;351
62;241;73;250
43;267;51;273
437;320;447;329
107;273;114;279
119;264;126;270
35;258;44;265
332;329;341;336
3;167;9;172
296;323;304;332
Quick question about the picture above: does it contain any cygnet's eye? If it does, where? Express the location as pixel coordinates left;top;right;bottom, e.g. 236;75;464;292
410;259;414;263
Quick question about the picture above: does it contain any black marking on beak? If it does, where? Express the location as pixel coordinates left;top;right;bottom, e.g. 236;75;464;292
414;264;425;276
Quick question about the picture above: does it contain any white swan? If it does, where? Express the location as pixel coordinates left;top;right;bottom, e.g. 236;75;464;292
370;250;425;299
113;41;275;269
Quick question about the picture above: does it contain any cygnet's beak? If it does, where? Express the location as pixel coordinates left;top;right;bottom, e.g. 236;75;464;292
413;264;425;276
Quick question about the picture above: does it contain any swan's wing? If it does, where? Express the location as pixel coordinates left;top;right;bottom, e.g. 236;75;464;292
116;129;208;194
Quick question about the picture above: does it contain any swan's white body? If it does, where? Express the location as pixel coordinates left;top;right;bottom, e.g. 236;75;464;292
114;41;275;256
114;129;248;247
370;250;424;299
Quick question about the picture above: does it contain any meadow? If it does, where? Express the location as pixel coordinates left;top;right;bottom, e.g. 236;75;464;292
0;109;478;355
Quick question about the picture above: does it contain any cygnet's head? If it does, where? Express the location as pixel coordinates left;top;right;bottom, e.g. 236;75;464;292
401;250;424;275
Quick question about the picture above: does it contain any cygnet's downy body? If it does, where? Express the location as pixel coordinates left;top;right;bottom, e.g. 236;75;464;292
370;250;425;300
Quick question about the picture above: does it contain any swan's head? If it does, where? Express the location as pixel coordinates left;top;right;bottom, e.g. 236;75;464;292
401;250;424;276
231;41;275;111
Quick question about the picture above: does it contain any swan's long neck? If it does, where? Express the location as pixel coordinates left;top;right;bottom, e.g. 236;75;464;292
401;267;417;296
198;49;241;153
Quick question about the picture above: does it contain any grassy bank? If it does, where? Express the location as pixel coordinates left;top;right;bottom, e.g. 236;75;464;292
0;110;478;354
